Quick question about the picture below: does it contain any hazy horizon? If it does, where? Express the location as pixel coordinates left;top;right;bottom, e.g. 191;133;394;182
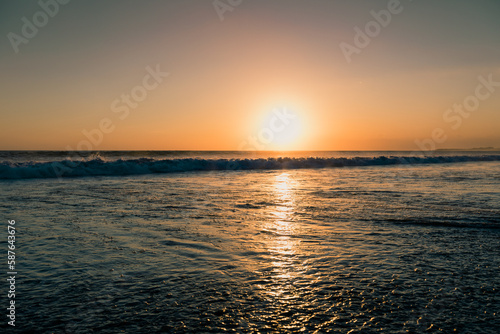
1;147;500;152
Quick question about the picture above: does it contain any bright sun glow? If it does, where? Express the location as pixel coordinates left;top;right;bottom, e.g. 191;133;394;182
255;107;307;151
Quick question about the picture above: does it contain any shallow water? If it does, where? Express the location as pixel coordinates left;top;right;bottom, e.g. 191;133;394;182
1;159;499;333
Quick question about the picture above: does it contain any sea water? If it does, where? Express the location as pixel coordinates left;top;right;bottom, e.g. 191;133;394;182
0;151;499;333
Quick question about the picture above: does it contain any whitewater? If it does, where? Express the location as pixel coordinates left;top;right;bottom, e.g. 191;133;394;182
1;151;500;179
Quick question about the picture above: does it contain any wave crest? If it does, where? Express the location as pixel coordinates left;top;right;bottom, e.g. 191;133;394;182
1;155;500;180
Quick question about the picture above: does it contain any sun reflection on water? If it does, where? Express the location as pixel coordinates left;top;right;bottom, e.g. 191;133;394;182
272;172;295;232
259;172;307;321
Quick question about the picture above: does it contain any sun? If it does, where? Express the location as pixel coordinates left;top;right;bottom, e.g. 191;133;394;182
256;107;306;151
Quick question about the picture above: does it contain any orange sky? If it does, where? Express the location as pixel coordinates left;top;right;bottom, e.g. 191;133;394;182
1;0;499;150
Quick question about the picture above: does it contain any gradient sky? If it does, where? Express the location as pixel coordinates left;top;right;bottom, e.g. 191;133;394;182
1;0;499;150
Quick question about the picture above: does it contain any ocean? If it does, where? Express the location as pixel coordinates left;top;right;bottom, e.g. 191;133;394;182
1;151;499;333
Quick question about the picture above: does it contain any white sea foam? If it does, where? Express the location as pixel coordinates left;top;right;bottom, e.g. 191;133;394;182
1;155;500;179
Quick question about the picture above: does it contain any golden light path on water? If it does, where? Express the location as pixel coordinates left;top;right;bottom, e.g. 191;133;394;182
269;172;297;283
256;172;315;330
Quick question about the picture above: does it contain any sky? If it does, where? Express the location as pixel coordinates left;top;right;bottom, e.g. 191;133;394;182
1;0;499;151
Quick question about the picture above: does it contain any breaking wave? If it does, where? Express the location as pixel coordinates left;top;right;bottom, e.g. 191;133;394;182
1;155;500;180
